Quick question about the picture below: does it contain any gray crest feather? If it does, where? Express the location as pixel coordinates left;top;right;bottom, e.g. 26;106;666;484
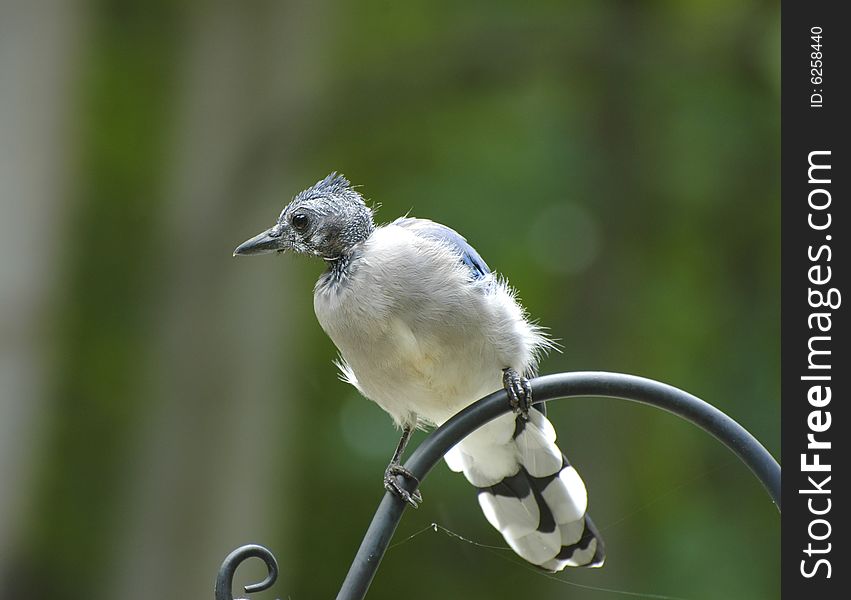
295;172;360;204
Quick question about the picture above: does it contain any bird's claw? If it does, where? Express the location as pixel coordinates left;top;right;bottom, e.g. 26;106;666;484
384;463;423;508
503;367;532;421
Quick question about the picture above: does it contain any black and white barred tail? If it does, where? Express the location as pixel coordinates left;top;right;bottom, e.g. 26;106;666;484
444;408;605;571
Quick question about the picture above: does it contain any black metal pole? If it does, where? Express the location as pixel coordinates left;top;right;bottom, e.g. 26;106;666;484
335;371;780;600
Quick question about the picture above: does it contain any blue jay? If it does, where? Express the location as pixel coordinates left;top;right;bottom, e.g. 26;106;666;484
234;173;604;571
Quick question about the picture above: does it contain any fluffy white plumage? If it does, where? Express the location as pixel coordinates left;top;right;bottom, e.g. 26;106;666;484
315;221;548;426
313;217;604;571
235;174;604;571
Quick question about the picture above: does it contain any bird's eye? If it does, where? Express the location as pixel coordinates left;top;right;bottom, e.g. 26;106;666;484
291;213;310;232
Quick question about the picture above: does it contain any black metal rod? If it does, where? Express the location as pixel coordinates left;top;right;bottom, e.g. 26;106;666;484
335;371;780;600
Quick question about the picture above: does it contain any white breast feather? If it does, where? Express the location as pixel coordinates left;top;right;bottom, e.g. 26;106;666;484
313;223;552;428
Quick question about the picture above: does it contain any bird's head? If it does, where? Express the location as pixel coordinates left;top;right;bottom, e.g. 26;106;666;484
233;173;374;260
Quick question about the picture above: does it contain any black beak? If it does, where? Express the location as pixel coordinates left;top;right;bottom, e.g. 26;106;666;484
233;226;284;256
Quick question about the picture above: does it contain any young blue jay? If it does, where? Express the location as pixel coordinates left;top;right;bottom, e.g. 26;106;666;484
234;173;604;571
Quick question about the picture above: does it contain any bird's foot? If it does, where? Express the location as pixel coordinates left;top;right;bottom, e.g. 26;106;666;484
503;367;532;421
384;463;423;508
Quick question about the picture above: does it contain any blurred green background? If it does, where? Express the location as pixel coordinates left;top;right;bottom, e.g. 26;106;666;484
0;0;779;598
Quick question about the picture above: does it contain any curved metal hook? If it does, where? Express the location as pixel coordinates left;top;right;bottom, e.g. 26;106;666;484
215;544;279;600
336;371;781;600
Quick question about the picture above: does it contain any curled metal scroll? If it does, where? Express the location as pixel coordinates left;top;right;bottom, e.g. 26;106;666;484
215;544;279;600
217;371;781;600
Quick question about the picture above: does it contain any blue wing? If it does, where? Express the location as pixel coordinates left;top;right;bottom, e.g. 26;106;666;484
393;217;490;280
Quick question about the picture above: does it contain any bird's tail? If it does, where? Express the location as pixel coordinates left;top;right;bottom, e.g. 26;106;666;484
444;408;605;571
